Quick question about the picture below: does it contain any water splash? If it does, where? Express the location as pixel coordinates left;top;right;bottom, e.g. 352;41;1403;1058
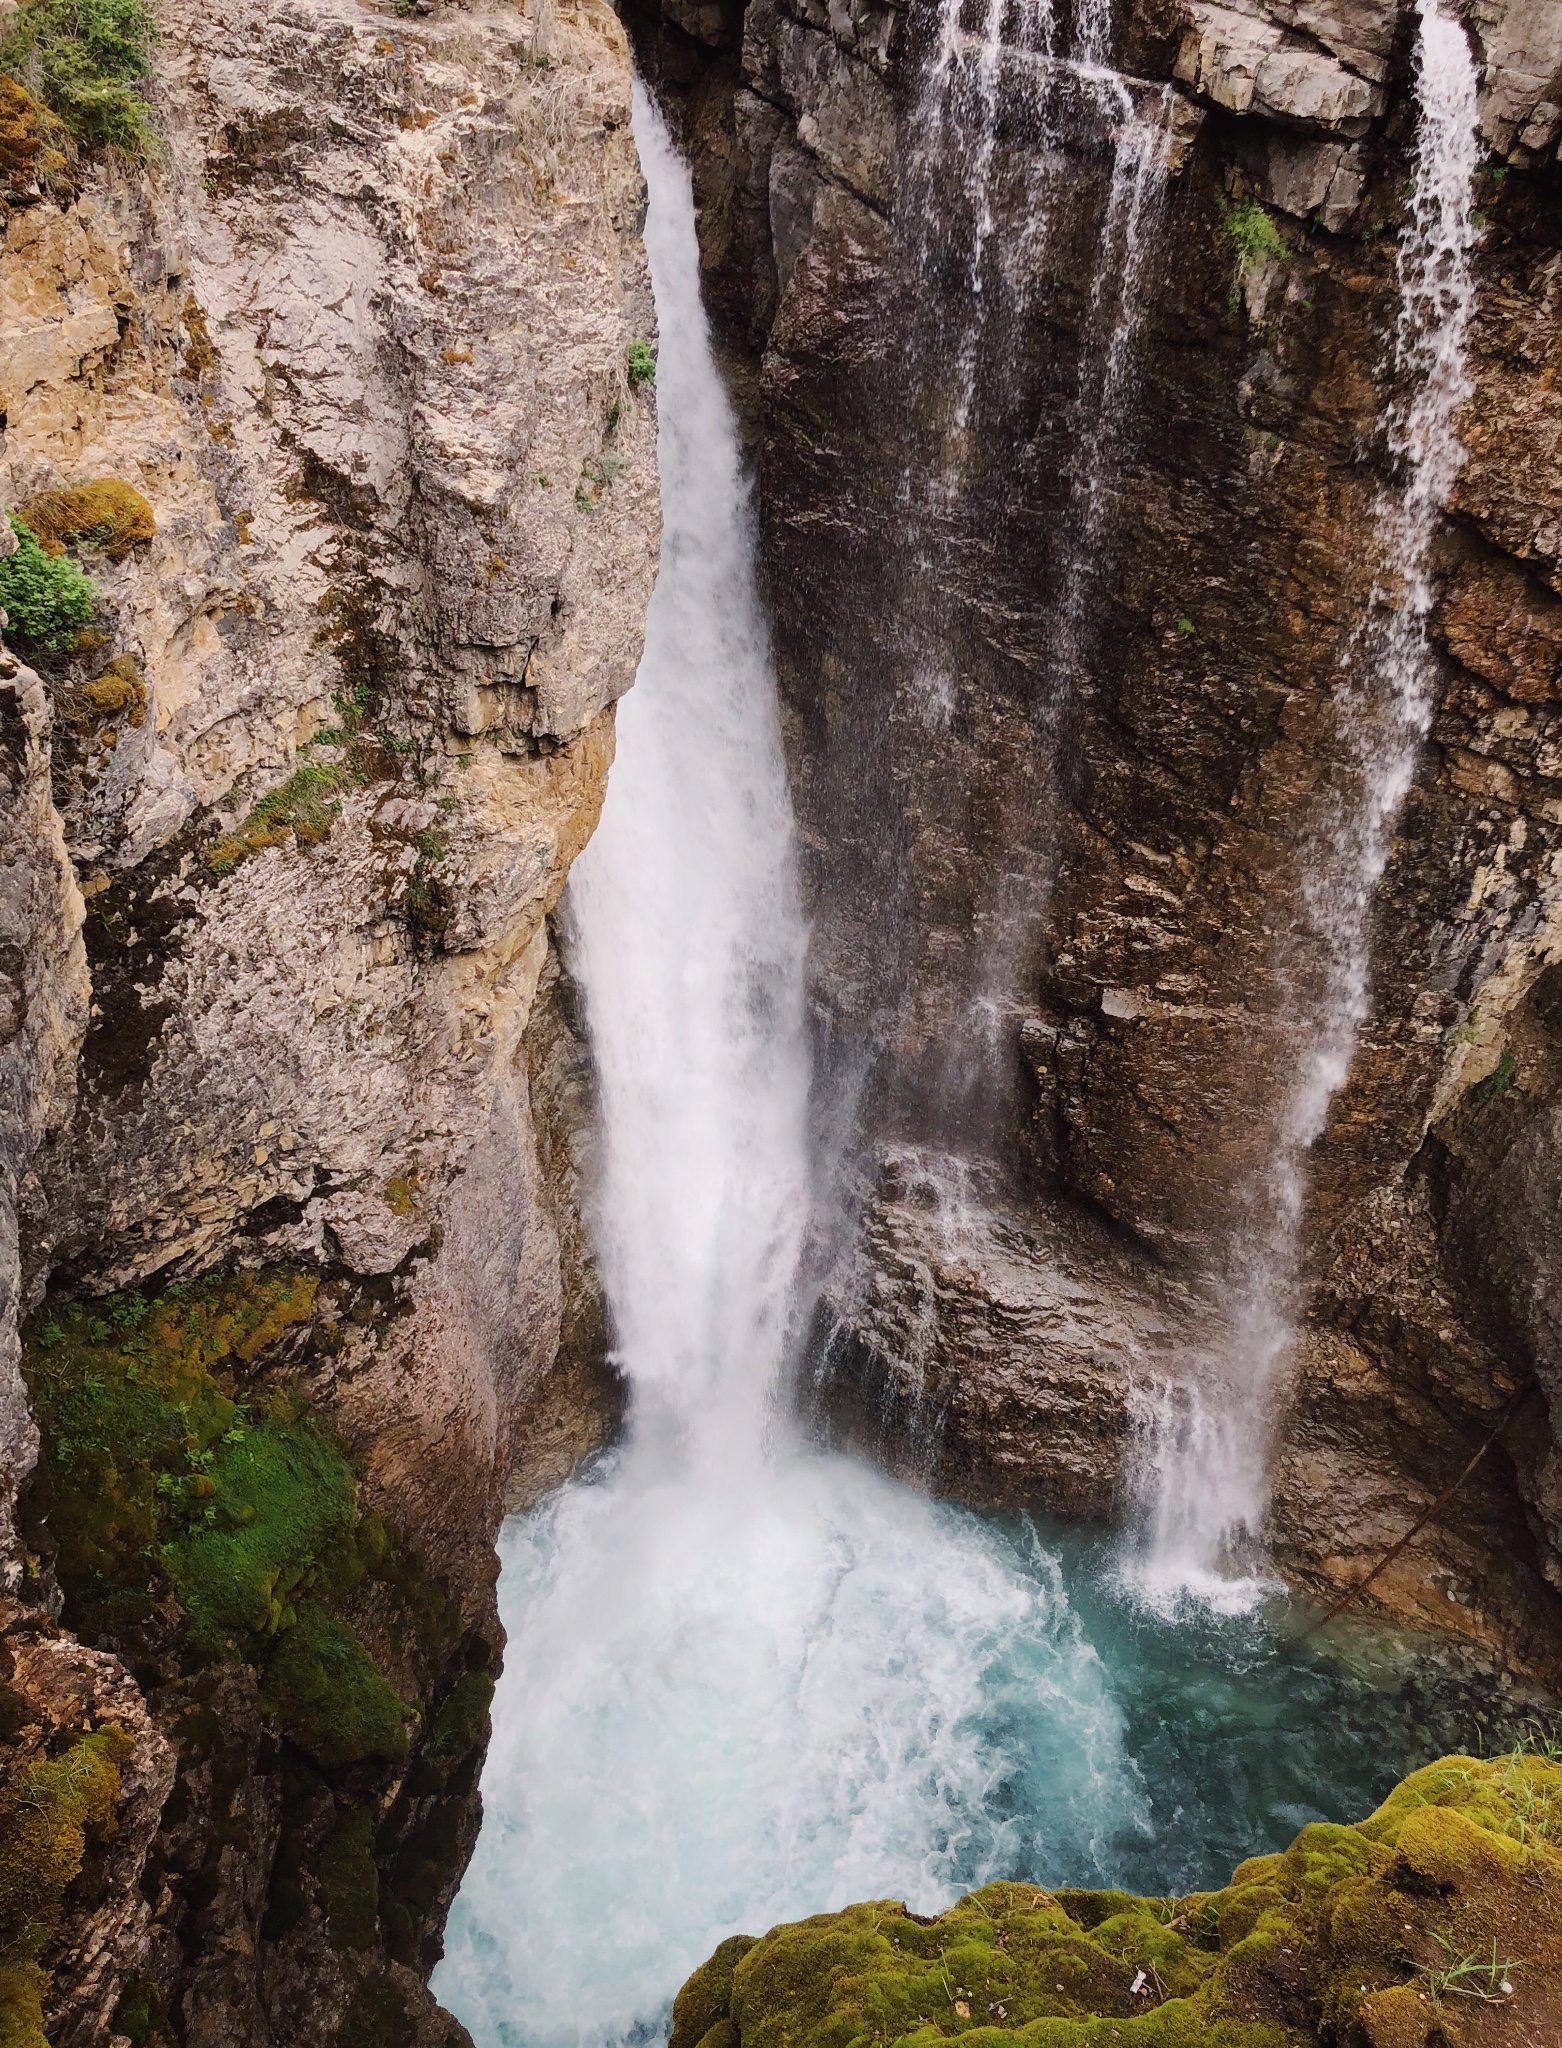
1130;0;1481;1607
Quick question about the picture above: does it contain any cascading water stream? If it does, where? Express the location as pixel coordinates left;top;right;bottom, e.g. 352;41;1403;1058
429;76;1472;2048
895;0;1179;1118
1130;0;1481;1607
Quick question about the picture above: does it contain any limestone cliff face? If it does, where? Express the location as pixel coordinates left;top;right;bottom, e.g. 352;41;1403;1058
0;0;656;2038
632;0;1562;1679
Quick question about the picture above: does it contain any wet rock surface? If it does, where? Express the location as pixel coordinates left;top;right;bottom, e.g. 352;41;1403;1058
631;0;1562;1681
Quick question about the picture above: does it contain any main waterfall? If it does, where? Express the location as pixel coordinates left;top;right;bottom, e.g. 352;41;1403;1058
434;83;1148;2048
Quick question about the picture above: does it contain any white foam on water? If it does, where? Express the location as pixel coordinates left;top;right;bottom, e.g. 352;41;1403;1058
439;1456;1141;2048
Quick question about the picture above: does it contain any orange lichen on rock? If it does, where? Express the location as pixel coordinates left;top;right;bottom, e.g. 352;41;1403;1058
20;478;156;561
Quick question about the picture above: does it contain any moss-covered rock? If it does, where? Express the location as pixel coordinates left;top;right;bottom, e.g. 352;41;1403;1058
19;477;155;560
21;1272;412;1762
673;1752;1562;2048
19;1267;488;2039
0;1727;135;2048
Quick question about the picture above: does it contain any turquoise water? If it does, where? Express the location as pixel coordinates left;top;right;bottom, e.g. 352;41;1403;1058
434;1451;1515;2048
993;1518;1516;1898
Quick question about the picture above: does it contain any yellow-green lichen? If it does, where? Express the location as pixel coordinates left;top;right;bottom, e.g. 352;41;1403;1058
674;1751;1562;2048
0;1726;135;2048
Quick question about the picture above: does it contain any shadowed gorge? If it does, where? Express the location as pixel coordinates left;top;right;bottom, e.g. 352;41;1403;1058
5;0;1562;2044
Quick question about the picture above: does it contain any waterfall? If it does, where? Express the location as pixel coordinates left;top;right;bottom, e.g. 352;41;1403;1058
1130;0;1481;1608
892;0;1178;1126
433;81;1150;2048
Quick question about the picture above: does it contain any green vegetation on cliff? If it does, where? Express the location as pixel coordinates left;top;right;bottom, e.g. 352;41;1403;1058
23;1272;409;1767
0;1726;135;2048
0;516;97;651
673;1751;1562;2048
17;1268;492;2018
0;0;156;156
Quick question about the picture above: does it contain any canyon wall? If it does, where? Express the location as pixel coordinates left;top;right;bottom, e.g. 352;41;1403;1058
0;0;655;2038
630;0;1562;1681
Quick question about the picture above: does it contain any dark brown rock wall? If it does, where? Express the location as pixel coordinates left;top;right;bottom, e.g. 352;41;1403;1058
632;0;1562;1680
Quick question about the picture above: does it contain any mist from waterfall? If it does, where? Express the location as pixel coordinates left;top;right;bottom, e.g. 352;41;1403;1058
1130;0;1481;1609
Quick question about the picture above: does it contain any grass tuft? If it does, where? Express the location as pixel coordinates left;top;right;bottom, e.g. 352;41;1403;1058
1221;196;1288;269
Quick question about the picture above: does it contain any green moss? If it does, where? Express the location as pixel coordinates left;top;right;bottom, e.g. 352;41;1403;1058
164;1418;359;1650
257;1604;409;1769
111;1974;170;2047
0;0;156;154
679;1755;1562;2048
19;477;154;560
21;1271;410;1769
0;1727;135;2048
335;1975;415;2048
1472;1047;1517;1102
208;759;347;872
316;1802;381;1951
0;516;97;650
425;1669;493;1763
0;73;68;194
673;1936;761;2048
23;1272;321;1644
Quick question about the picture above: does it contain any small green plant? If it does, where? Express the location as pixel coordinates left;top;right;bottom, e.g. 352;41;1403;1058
208;759;345;873
1472;1047;1517;1103
0;515;97;650
0;0;157;155
1221;196;1288;269
626;337;656;387
1508;1715;1562;1761
1176;616;1196;636
1415;1936;1520;2017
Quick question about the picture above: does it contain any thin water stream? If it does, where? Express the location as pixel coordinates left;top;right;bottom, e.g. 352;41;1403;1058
1129;0;1482;1601
434;71;1504;2048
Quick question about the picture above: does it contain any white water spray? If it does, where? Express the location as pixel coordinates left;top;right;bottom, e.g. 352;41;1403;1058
435;84;1148;2048
1132;0;1481;1607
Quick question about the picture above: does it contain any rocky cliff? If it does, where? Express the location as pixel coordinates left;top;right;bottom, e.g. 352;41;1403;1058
628;0;1562;1685
0;0;657;2038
